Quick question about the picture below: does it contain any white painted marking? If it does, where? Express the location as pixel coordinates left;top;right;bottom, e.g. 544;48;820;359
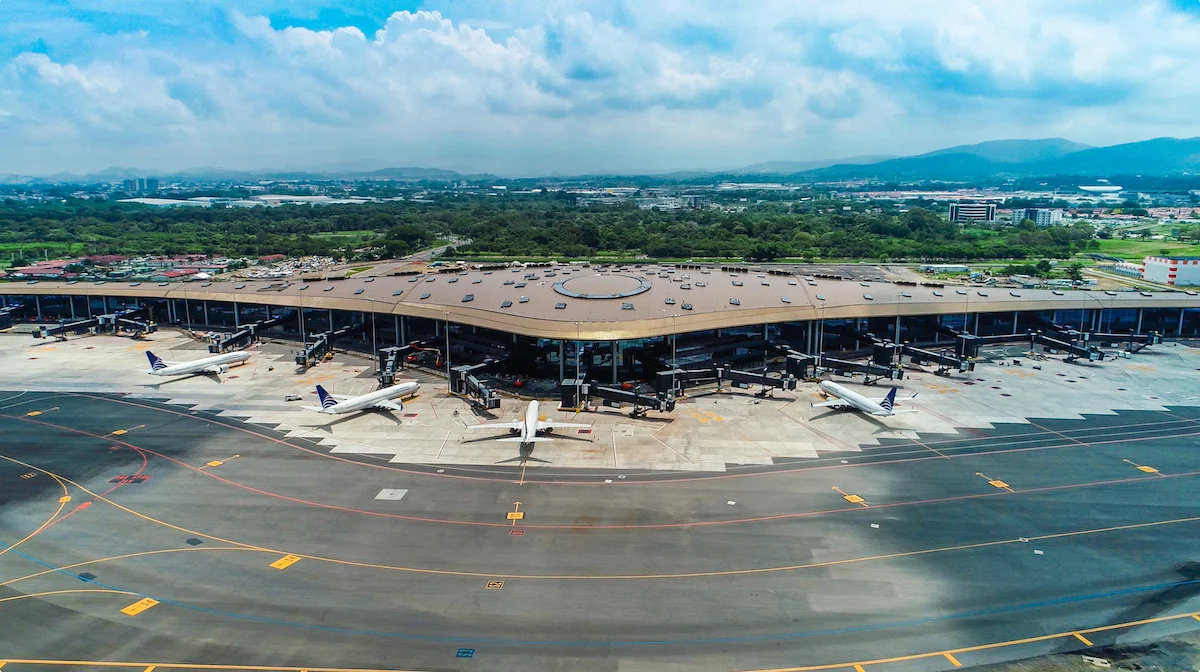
870;523;880;529
436;469;444;473
1034;549;1044;555
604;479;612;483
375;489;408;501
727;500;736;505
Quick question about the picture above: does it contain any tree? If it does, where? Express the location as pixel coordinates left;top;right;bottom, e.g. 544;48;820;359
1066;263;1084;283
1035;259;1053;276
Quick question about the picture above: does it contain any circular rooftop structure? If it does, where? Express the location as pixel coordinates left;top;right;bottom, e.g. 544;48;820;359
553;274;652;300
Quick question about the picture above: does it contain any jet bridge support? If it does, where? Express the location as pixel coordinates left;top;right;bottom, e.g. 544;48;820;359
35;306;156;340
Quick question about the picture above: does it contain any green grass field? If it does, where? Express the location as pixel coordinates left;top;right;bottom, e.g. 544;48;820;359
1091;239;1200;260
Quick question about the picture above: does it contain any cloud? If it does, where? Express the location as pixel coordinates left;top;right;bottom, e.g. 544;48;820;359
1;1;1199;175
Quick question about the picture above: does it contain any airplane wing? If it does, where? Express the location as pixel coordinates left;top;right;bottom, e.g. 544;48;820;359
202;365;224;374
373;400;404;412
471;421;525;431
537;420;591;431
812;399;851;409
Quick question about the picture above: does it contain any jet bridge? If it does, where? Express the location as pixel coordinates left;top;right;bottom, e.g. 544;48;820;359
901;344;975;375
450;360;502;410
1090;330;1163;353
654;365;798;398
207;310;295;353
560;379;675;416
34;305;156;340
1029;330;1104;362
294;322;370;368
817;356;904;384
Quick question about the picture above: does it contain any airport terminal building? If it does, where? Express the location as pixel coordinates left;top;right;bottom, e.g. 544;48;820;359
3;263;1200;383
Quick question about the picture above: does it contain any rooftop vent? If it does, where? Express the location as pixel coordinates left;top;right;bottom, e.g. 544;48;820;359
408;277;421;283
158;282;169;287
472;279;482;284
787;279;798;286
1105;290;1118;296
555;302;567;309
448;278;458;283
515;283;527;288
519;296;529;303
732;280;744;287
392;290;403;296
201;282;212;287
235;283;246;289
364;278;375;283
299;284;309;290
462;294;474;302
977;291;989;297
353;289;364;295
323;285;334;291
761;282;770;287
1052;290;1064;296
933;290;943;297
420;292;431;299
621;303;634;310
1009;291;1020;297
781;297;791;304
681;303;693;310
501;300;513;308
665;298;676;305
695;281;706;287
815;294;826;301
900;291;912;298
864;294;874;300
860;282;870;287
729;298;741;305
503;280;515;286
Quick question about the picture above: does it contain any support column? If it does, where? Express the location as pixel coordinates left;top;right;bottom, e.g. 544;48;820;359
558;341;564;381
183;299;189;325
234;301;240;328
974;313;980;335
894;315;902;345
1136;308;1143;335
203;300;210;327
806;321;813;354
1012;311;1019;335
70;298;77;320
35;296;43;321
327;310;334;332
1179;308;1187;336
87;297;93;318
394;315;401;345
612;341;618;384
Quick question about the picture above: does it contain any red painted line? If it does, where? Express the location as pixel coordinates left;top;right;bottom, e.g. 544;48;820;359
6;412;1199;531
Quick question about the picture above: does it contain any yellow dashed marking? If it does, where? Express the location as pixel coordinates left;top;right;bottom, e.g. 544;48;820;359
58;496;71;503
485;580;504;590
1073;632;1094;646
944;652;962;667
988;480;1010;489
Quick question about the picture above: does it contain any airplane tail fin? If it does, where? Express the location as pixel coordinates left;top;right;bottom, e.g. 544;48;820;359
880;387;898;413
315;385;338;410
146;351;167;371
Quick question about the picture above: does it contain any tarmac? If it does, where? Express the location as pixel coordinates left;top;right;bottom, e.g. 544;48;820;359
2;331;1200;672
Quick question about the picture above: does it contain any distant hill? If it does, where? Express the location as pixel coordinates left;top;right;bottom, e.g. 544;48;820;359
916;138;1092;163
737;155;896;174
791;137;1200;181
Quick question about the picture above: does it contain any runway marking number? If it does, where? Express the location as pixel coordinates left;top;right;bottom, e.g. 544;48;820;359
120;598;159;616
269;554;302;570
510;529;525;536
486;581;504;590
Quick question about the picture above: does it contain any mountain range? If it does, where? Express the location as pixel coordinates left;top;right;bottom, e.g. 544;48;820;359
6;137;1200;185
753;137;1200;182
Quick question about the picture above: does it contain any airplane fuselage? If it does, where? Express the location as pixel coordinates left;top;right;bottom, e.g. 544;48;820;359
149;351;251;377
819;380;893;416
317;381;420;414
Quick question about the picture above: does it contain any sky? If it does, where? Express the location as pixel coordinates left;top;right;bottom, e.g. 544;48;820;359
2;0;1200;176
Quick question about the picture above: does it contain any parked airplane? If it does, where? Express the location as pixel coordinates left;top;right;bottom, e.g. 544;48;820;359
146;350;251;379
813;380;917;417
306;381;420;415
471;400;590;446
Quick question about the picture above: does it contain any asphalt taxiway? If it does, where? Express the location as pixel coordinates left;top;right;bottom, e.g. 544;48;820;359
4;378;1200;672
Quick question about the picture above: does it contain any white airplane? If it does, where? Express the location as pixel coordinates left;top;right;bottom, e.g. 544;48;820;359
812;380;917;417
306;381;420;415
471;400;590;446
146;350;251;378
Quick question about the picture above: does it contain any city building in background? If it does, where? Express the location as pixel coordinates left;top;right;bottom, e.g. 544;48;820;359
948;202;997;224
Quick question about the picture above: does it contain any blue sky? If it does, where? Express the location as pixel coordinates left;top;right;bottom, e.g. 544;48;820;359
2;0;1199;176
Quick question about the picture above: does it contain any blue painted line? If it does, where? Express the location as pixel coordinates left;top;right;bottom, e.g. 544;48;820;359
3;542;1200;648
